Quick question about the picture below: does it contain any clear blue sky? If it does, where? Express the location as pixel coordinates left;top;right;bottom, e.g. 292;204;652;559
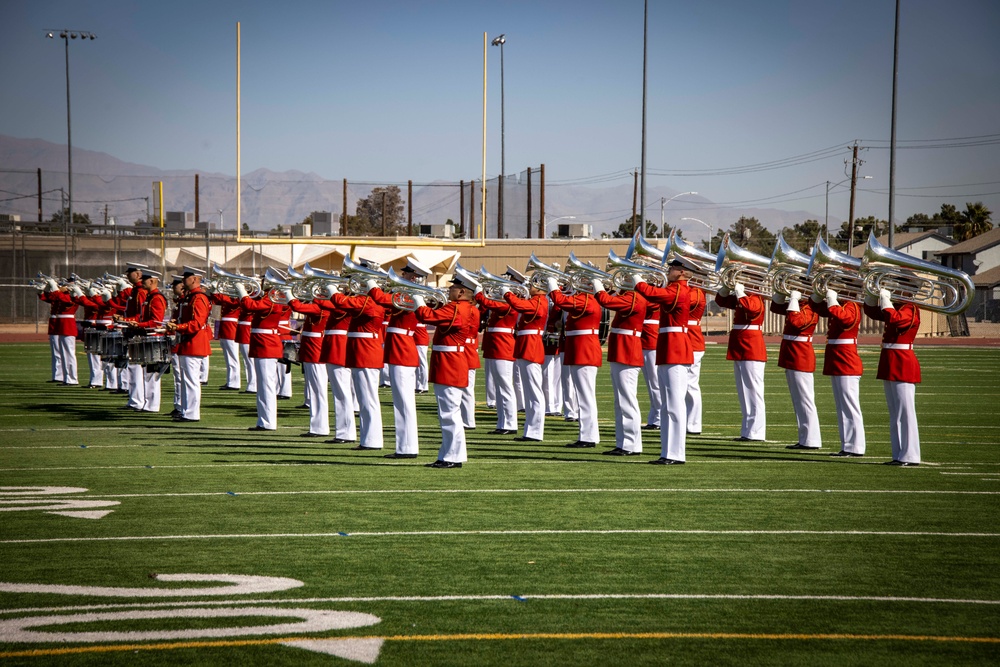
2;0;998;225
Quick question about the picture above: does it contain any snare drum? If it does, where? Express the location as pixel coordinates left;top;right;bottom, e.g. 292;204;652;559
282;340;300;364
127;335;173;366
83;329;103;354
99;331;125;360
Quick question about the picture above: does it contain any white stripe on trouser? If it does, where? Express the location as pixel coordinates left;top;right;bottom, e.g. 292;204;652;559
542;354;563;414
172;353;182;410
884;380;919;463
416;345;429;392
462;369;477;428
642;349;661;426
610;362;641;452
127;363;146;410
569;365;600;443
685;350;705;432
734;360;766;440
254;357;279;429
389;365;418;454
352;367;383;449
434;384;467;463
484;359;496;407
142;365;162;413
515;359;544;440
278;356;292;398
50;335;78;384
49;334;60;382
380;363;390;387
303;362;329;435
513;361;525;412
785;368;821;448
561;353;578;419
220;338;241;389
327;364;357;441
178;355;204;420
200;355;209;384
87;351;103;387
486;358;517;431
240;343;257;392
658;363;689;461
831;374;865;454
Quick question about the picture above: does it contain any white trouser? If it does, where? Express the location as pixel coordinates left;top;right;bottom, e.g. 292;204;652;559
220;338;241;388
254;357;279;429
658;364;689;461
515;359;544;440
303;362;329;435
884;380;920;463
278;359;292;398
569;365;600;443
485;358;496;407
103;361;122;390
486;358;517;431
685;350;705;433
200;355;209;384
642;349;661;426
389;365;418;454
561;354;578;419
434;384;467;463
734;360;767;440
86;351;103;387
172;353;182;410
542;354;562;414
141;366;162;413
610;362;642;452
786;369;821;448
240;343;257;392
177;354;205;420
831;374;865;454
380;363;390;386
327;364;357;441
126;362;146;409
50;334;78;384
461;369;477;428
513;361;525;412
352;367;383;449
416;345;429;392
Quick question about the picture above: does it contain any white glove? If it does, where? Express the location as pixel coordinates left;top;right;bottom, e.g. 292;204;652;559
734;283;747;299
500;286;512;297
879;288;893;310
365;278;380;293
100;288;113;301
88;286;100;297
46;278;59;292
320;285;337;299
235;282;248;298
771;292;787;305
790;290;802;303
864;293;878;307
825;289;839;308
474;284;483;296
410;294;427;310
546;277;560;293
70;285;84;297
117;278;131;292
630;273;645;288
282;288;294;303
592;278;606;293
787;291;801;313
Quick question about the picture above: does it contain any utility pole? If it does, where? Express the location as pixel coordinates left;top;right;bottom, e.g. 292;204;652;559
195;173;200;226
847;142;862;253
341;178;348;236
631;170;638;236
37;169;43;222
459;180;465;238
407;180;413;236
526;166;532;239
538;163;545;239
381;191;387;236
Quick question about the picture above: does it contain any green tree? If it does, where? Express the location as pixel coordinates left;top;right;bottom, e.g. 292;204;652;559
351;186;405;236
783;219;825;253
611;215;657;239
725;216;776;256
954;202;993;241
49;208;92;229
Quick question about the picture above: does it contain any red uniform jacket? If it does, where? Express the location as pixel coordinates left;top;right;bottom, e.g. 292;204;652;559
330;293;386;369
474;292;518;361
549;290;603;367
211;293;242;341
636;280;693;365
504;293;549;364
76;293;115;329
241;296;285;359
813;298;863;376
40;290;79;336
595;289;647;367
313;298;351;366
414;321;429;347
416;300;472;387
464;303;482;371
131;290;168;332
111;282;147;319
687;287;707;353
770;300;819;373
641;303;660;352
287;299;330;364
715;292;767;362
173;288;213;357
368;287;419;367
235;306;253;345
864;301;921;383
72;293;99;328
543;301;563;356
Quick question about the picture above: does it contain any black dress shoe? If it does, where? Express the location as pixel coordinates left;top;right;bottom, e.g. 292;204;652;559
168;409;180;417
172;416;199;422
351;445;381;451
564;417;580;422
649;457;685;465
277;396;291;401
300;432;326;438
514;436;542;442
201;381;208;386
427;460;462;468
604;448;639;456
385;453;418;459
565;441;597;448
785;443;820;450
219;385;239;391
641;424;660;430
883;460;919;467
831;450;863;457
242;390;256;394
489;429;515;435
325;438;355;444
247;425;272;432
686;431;701;436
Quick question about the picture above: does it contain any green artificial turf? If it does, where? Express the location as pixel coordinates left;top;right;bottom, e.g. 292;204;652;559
0;342;998;665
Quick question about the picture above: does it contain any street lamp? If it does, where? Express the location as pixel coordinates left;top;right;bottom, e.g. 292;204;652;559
654;191;698;238
46;29;96;253
491;34;506;239
544;215;576;237
681;217;713;253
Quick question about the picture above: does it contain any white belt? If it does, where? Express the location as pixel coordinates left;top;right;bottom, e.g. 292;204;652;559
687;320;700;327
300;331;323;338
432;345;465;352
610;328;642;337
324;329;347;336
251;328;278;335
659;326;687;333
95;319;113;326
732;324;761;331
221;317;238;323
565;329;599;337
487;327;514;334
643;319;658;325
466;338;475;344
416;323;427;328
348;331;379;339
783;335;813;342
51;314;76;319
238;321;251;326
84;319;95;324
279;320;289;325
883;343;913;350
517;329;541;336
827;338;856;345
386;327;414;336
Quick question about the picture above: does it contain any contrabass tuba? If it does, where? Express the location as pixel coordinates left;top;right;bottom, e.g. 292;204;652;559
664;229;721;293
806;237;865;302
767;232;814;297
715;233;773;297
385;267;450;311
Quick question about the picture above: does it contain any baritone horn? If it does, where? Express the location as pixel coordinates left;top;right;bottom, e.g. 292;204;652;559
625;231;665;267
565;252;613;293
606;249;667;289
302;262;349;298
861;231;973;315
715;233;773;297
210;263;262;298
477;267;529;299
341;256;389;294
263;267;291;304
525;253;570;291
806;237;865;302
385;267;450;311
767;232;814;297
665;229;721;293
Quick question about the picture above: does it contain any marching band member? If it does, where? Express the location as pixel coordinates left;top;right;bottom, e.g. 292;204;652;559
166;267;212;422
548;278;603;448
285;287;331;438
110;264;148;408
461;301;482;430
594;278;648;455
404;260;433;395
640;301;662;430
635;260;693;464
210;281;243;391
771;289;822;450
236;304;256;394
167;275;185;417
813;288;866;457
475;281;520;436
684;274;707;435
38;277;79;385
504;278;549;442
236;280;284;431
118;268;168;413
541;300;564;416
412;273;477;467
72;282;105;388
85;282;119;390
277;308;294;401
864;288;921;466
715;280;767;442
505;266;529;412
314;289;357;444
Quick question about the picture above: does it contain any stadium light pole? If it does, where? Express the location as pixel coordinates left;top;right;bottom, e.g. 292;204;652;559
681;217;713;253
46;29;96;251
491;34;506;239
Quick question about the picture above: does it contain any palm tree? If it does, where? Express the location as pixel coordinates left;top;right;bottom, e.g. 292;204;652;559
958;202;993;241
